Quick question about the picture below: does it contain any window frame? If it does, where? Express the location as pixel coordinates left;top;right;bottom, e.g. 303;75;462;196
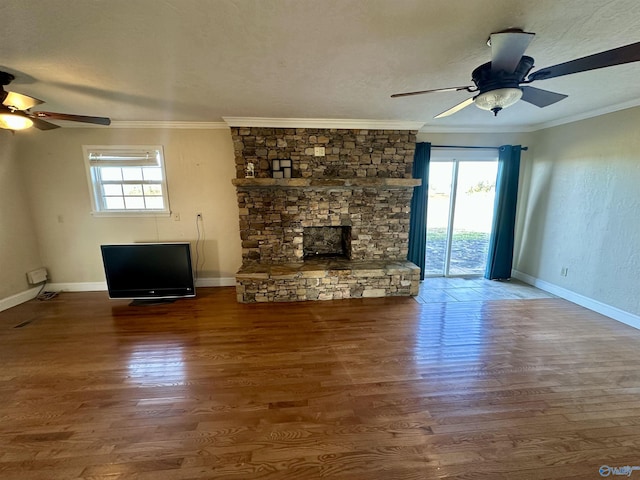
82;145;171;217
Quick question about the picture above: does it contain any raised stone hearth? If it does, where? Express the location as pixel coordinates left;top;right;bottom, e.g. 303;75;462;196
231;127;420;303
236;259;419;303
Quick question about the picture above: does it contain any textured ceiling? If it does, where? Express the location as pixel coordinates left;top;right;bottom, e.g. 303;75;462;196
2;0;640;131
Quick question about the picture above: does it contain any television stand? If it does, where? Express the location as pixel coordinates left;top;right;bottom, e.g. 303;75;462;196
129;298;177;306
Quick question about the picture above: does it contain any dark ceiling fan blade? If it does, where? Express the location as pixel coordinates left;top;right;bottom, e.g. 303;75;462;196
2;91;44;111
33;111;111;126
9;110;60;130
520;86;568;108
528;41;640;82
434;97;475;119
391;86;474;98
490;30;535;73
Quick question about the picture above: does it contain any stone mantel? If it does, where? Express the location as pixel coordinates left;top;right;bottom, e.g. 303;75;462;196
232;178;421;189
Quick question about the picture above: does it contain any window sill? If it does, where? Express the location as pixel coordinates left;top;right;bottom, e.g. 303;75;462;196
90;210;171;218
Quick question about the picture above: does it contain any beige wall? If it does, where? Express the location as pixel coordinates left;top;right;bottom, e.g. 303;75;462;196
7;116;640;319
0;133;43;298
515;106;640;316
420;124;640;317
16;127;241;286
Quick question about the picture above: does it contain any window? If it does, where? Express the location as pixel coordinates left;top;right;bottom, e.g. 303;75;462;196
83;145;170;216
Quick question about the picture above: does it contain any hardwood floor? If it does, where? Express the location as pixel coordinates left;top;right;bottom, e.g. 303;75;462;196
2;288;640;479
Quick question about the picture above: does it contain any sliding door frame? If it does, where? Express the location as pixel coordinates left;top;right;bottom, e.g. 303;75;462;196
427;148;499;278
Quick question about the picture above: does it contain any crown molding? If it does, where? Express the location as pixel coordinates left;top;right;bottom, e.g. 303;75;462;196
222;117;425;130
418;98;640;134
63;100;640;133
108;121;229;129
532;98;640;131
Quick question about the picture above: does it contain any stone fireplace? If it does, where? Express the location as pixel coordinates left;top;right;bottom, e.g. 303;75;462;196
231;127;421;303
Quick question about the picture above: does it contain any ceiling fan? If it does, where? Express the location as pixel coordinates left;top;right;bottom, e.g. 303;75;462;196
0;71;111;131
391;30;640;118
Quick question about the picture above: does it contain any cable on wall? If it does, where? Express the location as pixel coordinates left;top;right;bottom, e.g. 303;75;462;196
35;281;58;301
194;213;205;281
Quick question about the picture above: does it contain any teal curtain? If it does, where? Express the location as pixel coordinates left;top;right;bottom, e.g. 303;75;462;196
407;142;431;280
485;145;522;280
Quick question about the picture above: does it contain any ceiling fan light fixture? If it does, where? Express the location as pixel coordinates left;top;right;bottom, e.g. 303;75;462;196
0;113;33;130
474;88;523;115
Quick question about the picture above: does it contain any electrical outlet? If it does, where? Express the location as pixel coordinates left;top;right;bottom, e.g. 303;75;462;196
560;267;568;277
27;267;48;284
314;146;325;157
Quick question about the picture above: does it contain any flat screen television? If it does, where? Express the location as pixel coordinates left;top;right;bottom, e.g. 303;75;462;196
100;242;195;305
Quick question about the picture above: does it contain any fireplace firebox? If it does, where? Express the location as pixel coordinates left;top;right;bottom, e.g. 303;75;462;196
303;226;351;260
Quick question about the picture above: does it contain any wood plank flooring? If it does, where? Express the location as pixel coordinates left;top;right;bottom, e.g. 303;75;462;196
2;287;640;479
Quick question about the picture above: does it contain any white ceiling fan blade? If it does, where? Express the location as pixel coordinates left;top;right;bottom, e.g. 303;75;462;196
391;86;473;98
434;97;475;118
490;30;535;73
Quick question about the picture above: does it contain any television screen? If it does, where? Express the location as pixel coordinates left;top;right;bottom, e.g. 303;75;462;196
100;243;195;303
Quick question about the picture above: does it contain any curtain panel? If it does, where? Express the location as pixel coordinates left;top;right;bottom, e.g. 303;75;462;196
485;145;522;280
407;142;431;280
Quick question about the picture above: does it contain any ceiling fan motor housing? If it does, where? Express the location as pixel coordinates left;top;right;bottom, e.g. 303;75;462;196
472;56;535;94
0;72;15;87
0;72;15;105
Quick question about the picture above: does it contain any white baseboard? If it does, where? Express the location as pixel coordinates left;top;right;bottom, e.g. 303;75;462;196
0;286;42;313
0;277;236;311
512;269;640;331
46;282;108;292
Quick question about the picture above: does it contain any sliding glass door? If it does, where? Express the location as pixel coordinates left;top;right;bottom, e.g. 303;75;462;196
424;162;452;275
425;149;498;277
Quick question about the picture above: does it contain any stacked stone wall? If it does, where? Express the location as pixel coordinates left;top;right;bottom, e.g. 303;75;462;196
232;128;416;179
236;186;413;264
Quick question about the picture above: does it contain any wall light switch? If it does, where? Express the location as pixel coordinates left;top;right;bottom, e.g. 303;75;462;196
314;146;325;157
